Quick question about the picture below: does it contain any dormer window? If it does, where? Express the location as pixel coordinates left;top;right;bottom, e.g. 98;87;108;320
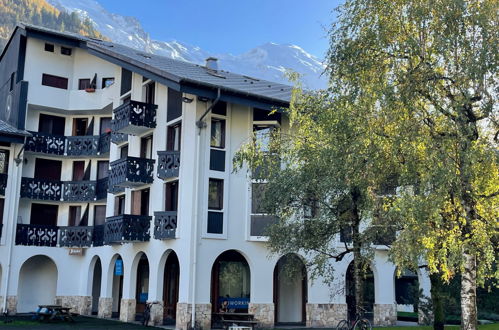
61;47;72;56
44;43;54;52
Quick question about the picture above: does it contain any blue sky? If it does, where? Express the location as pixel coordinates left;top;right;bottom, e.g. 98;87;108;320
96;0;341;58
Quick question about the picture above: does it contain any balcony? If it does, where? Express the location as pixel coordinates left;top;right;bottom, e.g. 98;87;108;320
0;172;7;195
111;131;128;145
103;214;151;244
93;225;105;247
109;157;155;189
59;226;93;247
154;211;177;239
25;132;111;157
112;100;157;135
20;177;108;202
157;151;180;179
16;224;59;247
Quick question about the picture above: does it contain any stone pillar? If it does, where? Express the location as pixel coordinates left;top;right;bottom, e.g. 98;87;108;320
98;297;113;318
55;296;92;315
248;303;274;327
176;303;211;330
6;296;17;315
148;301;164;326
373;304;396;326
306;303;347;327
119;298;136;322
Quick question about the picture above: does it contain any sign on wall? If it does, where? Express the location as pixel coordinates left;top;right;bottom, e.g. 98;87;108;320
115;259;123;276
68;248;84;256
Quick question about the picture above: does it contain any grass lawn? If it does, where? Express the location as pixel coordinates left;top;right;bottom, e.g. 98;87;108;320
373;326;499;330
0;315;162;329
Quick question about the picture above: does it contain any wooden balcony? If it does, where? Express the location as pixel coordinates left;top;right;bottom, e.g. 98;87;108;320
109;156;155;189
20;177;108;202
157;150;180;179
59;226;93;247
16;224;59;247
111;100;157;135
154;211;177;239
103;214;151;244
25;132;110;157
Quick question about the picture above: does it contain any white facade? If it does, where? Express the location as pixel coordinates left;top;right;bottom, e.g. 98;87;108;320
0;28;430;329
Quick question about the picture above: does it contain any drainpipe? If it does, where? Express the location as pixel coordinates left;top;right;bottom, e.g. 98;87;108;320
190;89;221;329
2;142;25;314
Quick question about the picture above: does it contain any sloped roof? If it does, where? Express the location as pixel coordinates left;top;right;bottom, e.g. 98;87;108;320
0;119;30;137
21;24;293;106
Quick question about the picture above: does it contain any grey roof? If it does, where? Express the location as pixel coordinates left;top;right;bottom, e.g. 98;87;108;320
0;120;30;137
22;24;292;105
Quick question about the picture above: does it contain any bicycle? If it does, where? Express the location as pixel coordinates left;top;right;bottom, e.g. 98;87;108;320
142;301;159;326
335;306;372;330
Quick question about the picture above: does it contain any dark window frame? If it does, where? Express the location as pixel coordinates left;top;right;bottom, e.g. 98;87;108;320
210;118;226;149
42;73;68;90
102;77;115;88
61;46;72;56
44;43;54;52
78;79;91;90
208;178;224;210
167;122;182;151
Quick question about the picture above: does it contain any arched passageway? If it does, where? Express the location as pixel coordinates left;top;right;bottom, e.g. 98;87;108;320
135;253;150;315
90;257;102;315
111;255;124;318
273;254;307;324
346;261;374;321
395;268;419;313
163;251;179;325
211;250;251;313
18;255;58;312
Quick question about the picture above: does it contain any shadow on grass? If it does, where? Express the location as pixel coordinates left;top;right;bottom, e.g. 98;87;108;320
0;315;162;329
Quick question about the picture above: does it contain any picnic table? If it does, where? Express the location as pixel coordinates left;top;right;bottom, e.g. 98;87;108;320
213;312;258;330
35;305;75;322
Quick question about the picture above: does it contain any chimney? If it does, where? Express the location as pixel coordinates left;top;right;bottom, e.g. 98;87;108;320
205;57;218;71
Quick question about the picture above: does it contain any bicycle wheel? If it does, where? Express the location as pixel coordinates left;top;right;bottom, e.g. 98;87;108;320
336;319;349;330
353;318;371;330
142;309;150;326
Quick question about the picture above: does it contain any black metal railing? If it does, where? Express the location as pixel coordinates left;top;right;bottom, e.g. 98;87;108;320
104;214;151;244
59;226;93;247
112;100;157;133
93;225;105;247
66;135;99;156
157;151;180;179
111;131;128;144
154;211;177;239
21;177;109;202
109;157;155;189
16;224;59;247
25;131;66;155
98;133;111;154
0;172;7;195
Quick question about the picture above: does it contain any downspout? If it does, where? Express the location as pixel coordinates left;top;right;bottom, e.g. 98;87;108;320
190;88;221;329
2;140;25;314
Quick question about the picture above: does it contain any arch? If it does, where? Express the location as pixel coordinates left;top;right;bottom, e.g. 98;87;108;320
131;252;150;315
17;255;58;312
211;250;251;314
345;261;374;321
87;256;102;315
161;250;180;325
273;253;307;324
107;253;124;318
394;267;419;314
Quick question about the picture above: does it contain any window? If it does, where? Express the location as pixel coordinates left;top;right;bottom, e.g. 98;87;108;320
100;117;112;134
120;145;129;159
61;47;72;56
167;123;181;151
140;135;153;159
72;161;85;181
72;118;88;136
79;79;91;90
114;195;125;216
167;88;182;121
165;181;179;211
30;203;58;226
254;126;274;152
102;77;115;88
44;43;54;52
0;150;9;174
94;205;106;226
121;68;132;95
250;183;278;236
208;179;224;210
144;82;155;104
42;74;68;90
68;206;81;226
132;188;150;216
210;119;225;148
212;101;227;116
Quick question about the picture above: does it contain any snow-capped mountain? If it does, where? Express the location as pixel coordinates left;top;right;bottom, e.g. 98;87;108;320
46;0;327;89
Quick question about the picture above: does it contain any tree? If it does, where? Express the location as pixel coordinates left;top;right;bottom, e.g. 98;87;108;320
326;1;498;329
234;86;399;319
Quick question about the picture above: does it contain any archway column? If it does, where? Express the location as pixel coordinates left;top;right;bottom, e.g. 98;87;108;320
98;254;121;319
373;251;396;326
146;256;164;326
248;256;274;327
119;253;139;322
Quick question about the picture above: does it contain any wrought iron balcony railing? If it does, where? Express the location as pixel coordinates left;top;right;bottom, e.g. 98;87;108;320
25;132;65;155
111;131;128;145
157;151;180;179
0;172;7;195
25;132;111;157
59;226;93;247
109;157;155;189
16;223;59;247
21;177;109;202
112;100;157;135
154;211;177;239
103;214;151;244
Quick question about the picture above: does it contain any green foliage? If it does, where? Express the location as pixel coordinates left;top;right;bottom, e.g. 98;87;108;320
0;0;105;50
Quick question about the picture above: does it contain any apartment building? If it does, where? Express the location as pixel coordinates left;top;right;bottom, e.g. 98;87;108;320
0;24;430;328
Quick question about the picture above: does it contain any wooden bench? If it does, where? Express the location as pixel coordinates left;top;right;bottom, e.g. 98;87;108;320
214;312;258;330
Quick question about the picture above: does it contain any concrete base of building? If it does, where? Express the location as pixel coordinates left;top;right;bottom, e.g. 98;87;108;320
119;298;136;322
373;304;396;326
55;295;92;315
176;303;211;330
306;303;347;327
6;296;17;315
249;303;274;327
98;297;113;318
148;301;164;326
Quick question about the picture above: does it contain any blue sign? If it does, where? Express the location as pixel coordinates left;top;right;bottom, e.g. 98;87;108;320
115;259;123;276
139;293;148;303
218;297;249;310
